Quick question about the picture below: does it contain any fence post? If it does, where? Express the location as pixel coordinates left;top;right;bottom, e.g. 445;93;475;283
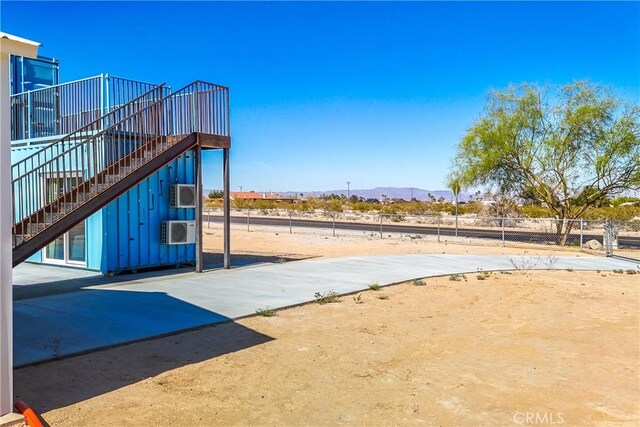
247;210;250;232
501;217;505;246
289;211;292;234
580;219;584;251
380;215;383;239
332;213;336;237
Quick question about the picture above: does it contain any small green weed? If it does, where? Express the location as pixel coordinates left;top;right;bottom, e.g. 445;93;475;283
613;269;624;274
449;274;467;282
154;377;169;386
255;306;277;317
353;294;364;304
369;283;381;291
413;279;426;286
377;294;389;300
626;269;638;275
314;290;340;304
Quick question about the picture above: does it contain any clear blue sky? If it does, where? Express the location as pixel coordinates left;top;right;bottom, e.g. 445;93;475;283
2;1;639;192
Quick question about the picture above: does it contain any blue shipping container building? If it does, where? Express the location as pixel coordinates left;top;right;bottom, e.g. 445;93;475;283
10;57;231;274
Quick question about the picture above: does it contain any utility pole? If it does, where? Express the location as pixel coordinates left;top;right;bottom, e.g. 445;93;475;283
240;185;243;193
346;181;351;199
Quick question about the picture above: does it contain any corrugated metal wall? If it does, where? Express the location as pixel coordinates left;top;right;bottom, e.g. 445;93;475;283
101;151;196;274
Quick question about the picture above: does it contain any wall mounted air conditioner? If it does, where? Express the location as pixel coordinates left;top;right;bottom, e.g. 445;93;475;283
170;184;196;208
162;220;196;245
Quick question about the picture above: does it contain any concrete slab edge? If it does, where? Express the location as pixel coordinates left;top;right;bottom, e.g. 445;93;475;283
0;413;25;427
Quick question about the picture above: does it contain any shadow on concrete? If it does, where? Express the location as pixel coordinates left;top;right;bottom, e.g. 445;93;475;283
14;252;310;300
14;287;273;413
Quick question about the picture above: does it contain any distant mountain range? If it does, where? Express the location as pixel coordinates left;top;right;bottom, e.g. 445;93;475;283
278;187;474;202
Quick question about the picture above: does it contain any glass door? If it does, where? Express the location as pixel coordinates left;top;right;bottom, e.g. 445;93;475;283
42;173;86;266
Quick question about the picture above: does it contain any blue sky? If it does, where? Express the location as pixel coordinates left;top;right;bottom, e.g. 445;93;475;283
2;1;639;192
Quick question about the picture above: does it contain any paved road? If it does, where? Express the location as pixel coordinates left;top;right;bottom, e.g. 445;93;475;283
204;214;640;248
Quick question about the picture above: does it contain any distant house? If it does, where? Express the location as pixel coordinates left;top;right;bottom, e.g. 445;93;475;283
230;191;295;203
386;198;408;204
365;198;381;204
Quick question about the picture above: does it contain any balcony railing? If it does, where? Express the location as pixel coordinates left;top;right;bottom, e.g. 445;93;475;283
10;74;162;142
12;81;229;248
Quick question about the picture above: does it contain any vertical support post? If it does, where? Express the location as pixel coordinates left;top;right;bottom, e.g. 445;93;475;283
27;91;32;139
501;217;505;246
289;211;292;234
191;85;199;132
100;74;106;121
0;51;13;417
195;145;203;273
332;213;336;237
223;148;231;269
1;36;38;417
580;219;584;251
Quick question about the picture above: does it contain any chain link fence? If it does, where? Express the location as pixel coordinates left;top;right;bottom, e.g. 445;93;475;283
204;207;640;260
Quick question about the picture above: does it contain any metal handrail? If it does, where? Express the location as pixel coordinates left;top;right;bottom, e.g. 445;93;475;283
12;85;166;234
10;75;161;141
15;80;221;179
12;84;166;181
11;76;102;141
11;75;103;96
12;80;230;247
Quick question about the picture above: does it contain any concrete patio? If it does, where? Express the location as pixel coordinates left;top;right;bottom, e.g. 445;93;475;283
13;254;638;367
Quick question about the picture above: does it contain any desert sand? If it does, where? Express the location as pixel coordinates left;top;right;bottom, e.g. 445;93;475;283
13;226;640;426
201;223;600;260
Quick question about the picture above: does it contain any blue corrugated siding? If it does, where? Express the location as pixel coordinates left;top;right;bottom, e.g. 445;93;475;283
11;144;196;274
102;151;196;274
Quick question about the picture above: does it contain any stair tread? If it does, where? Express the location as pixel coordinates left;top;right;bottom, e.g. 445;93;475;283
12;132;198;261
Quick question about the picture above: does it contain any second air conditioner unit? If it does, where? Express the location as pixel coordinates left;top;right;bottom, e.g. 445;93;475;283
162;220;196;245
170;184;196;208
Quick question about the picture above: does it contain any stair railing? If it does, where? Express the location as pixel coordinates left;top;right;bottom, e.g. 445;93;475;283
12;80;229;248
10;75;161;142
12;85;166;244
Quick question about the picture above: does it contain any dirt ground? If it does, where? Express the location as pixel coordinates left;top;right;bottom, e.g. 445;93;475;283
13;225;640;426
15;269;639;426
201;224;604;260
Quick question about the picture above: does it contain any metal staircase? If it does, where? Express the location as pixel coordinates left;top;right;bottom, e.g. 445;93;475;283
11;81;230;266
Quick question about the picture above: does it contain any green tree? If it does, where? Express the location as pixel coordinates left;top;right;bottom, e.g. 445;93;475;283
451;81;640;244
208;189;223;199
